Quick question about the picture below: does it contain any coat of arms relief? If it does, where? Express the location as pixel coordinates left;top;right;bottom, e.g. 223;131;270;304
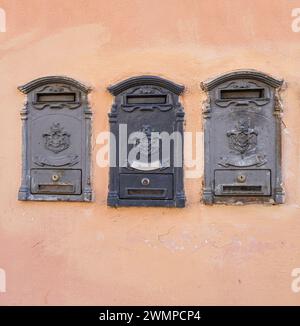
33;122;79;167
43;122;70;153
218;118;267;168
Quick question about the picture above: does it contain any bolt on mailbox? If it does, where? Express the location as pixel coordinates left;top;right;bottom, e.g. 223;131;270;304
201;70;284;205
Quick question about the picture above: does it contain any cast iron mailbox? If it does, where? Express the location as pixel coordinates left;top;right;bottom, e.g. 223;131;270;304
18;76;92;201
201;70;284;204
107;76;185;207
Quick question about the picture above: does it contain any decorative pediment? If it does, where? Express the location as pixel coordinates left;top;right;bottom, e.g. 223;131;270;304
18;76;91;94
108;75;184;95
201;70;283;91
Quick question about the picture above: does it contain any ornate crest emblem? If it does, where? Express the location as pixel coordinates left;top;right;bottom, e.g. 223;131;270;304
227;118;257;158
219;118;267;167
43;122;70;153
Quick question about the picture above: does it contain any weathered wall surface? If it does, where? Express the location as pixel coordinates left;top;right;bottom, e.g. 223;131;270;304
0;0;300;305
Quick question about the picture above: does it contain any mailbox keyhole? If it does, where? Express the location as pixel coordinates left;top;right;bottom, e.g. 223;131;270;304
52;174;60;182
237;175;246;183
141;178;150;186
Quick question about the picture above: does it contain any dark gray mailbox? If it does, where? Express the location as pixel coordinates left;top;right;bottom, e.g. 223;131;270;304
201;70;284;204
18;76;92;201
107;75;185;207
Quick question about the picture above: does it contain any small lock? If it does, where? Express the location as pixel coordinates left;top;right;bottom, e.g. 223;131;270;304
237;174;246;183
141;178;150;186
52;174;60;182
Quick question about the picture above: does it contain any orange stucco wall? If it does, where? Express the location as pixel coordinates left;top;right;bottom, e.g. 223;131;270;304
0;0;300;305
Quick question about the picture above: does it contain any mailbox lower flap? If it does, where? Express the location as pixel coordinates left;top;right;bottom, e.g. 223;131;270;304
214;169;271;196
119;174;173;199
31;169;82;195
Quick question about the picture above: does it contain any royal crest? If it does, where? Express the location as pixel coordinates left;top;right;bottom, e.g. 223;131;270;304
219;118;267;167
43;122;70;153
227;118;257;157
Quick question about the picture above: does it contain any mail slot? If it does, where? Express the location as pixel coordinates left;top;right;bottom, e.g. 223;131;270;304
201;70;284;204
126;95;167;104
220;89;264;99
36;93;77;102
18;76;92;202
107;75;185;207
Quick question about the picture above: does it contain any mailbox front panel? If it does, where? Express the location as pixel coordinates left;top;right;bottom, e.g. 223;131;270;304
214;169;271;196
31;169;82;195
18;76;92;201
107;76;185;207
201;70;284;204
119;174;173;200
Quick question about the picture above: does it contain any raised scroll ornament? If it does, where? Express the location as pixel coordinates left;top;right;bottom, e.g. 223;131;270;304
33;154;79;167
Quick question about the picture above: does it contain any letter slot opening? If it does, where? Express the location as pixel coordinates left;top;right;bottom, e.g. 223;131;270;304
37;184;75;194
126;95;167;105
220;89;264;99
222;185;262;194
37;93;76;102
127;189;166;197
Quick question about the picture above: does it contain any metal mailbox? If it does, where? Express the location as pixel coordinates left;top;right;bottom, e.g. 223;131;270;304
107;75;185;207
18;76;92;201
201;70;284;204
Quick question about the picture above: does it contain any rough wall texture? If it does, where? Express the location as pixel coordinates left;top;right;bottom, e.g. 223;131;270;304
0;0;300;305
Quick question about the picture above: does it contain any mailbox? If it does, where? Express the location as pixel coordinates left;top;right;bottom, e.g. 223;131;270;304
201;70;284;204
107;75;185;207
18;76;92;201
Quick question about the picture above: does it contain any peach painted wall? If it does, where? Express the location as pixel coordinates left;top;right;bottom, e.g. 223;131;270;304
0;0;300;305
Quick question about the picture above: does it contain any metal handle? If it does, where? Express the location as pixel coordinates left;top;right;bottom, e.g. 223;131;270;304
52;174;60;182
141;178;150;186
237;174;246;183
